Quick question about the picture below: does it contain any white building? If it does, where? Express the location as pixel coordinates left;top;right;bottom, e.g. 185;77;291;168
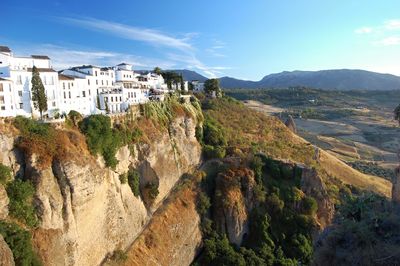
191;80;204;92
0;45;172;118
0;46;61;118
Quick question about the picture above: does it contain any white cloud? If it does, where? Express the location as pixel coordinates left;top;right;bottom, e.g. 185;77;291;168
13;44;176;70
384;19;400;30
57;16;229;77
355;27;373;34
375;36;400;46
60;17;193;52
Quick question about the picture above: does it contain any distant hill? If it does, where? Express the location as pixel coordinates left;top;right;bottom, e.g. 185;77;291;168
169;69;208;82
219;69;400;90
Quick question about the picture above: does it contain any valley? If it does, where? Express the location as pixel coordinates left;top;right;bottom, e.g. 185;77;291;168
227;88;400;181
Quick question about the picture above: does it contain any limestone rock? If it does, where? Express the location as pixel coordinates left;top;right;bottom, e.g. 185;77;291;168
301;167;334;228
214;168;256;245
0;184;9;219
0;234;15;266
392;167;400;203
285;115;297;133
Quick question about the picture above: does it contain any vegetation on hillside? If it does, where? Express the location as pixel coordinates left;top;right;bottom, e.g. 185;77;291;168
0;221;42;266
314;192;400;265
195;155;317;265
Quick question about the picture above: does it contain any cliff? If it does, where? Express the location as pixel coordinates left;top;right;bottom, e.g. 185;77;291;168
0;109;201;266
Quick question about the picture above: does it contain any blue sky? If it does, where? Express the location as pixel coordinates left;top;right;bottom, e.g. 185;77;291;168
2;0;400;80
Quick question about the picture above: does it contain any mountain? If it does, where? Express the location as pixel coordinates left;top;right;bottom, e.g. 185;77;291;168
170;69;208;82
219;69;400;90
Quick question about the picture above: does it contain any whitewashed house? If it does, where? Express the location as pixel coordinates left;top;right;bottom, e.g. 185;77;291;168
191;80;204;92
0;46;61;118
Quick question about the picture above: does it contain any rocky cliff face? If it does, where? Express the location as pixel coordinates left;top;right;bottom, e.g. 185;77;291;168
392;167;400;203
214;168;256;245
121;182;202;266
300;167;334;229
0;234;14;266
0;114;201;266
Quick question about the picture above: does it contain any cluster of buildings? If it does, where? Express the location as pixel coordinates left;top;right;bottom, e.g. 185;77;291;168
0;46;205;118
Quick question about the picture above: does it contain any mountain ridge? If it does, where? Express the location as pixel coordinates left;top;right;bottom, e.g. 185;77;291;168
172;69;400;90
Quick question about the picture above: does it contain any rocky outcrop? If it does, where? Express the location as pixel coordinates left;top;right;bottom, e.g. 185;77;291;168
0;114;201;266
285;115;297;133
392;167;400;203
0;134;24;178
122;183;202;266
0;185;9;219
301;167;334;229
0;235;15;266
214;168;256;245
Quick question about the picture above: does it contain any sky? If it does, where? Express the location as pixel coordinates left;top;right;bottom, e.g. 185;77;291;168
2;0;400;80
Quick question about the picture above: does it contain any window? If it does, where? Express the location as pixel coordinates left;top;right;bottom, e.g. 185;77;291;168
19;103;23;109
96;80;98;85
82;91;86;97
64;91;66;99
102;80;104;86
0;96;4;104
106;80;108;86
89;90;91;96
17;75;22;85
43;76;47;85
50;76;54;85
1;106;5;110
63;83;65;89
18;91;22;97
95;71;98;76
88;79;90;85
111;73;113;78
68;83;71;89
0;83;3;92
111;97;114;102
52;102;56;107
120;96;122;101
69;91;71;99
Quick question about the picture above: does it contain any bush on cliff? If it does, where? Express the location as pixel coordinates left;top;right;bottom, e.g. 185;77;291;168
6;179;38;227
127;169;140;197
0;163;12;184
79;115;122;168
0;221;41;266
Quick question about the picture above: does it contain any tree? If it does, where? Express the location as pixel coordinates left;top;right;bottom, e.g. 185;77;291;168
394;104;400;124
153;67;162;75
180;74;185;91
204;78;222;97
31;66;47;119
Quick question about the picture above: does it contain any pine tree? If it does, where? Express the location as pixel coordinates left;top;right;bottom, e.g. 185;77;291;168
180;74;185;91
31;66;47;119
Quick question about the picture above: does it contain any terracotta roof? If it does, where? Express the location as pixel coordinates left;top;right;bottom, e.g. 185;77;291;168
0;46;11;53
58;74;75;80
27;68;56;73
31;55;50;59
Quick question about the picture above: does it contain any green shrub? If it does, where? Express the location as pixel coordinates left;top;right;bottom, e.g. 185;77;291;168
127;169;140;197
145;182;159;200
203;145;226;159
203;118;227;147
301;196;318;216
67;110;83;127
6;179;38;227
0;221;41;266
0;163;12;184
79;115;122;169
119;173;128;184
110;249;127;262
14;116;51;138
197;192;211;216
